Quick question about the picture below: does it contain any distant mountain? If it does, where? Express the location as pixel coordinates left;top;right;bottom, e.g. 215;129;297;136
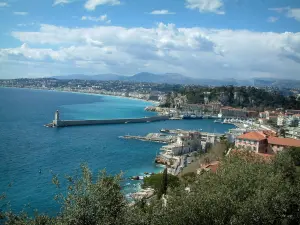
52;74;122;81
122;72;197;84
52;72;198;84
252;78;300;89
51;73;300;88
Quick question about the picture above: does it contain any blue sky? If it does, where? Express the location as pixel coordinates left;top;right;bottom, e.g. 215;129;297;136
0;0;300;79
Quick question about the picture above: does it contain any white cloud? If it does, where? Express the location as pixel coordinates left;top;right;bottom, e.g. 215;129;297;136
268;7;288;13
53;0;71;6
17;23;35;27
1;23;300;79
287;8;300;22
185;0;224;14
13;11;29;16
269;7;300;22
81;14;111;23
0;2;9;7
267;16;278;23
84;0;120;11
150;10;175;15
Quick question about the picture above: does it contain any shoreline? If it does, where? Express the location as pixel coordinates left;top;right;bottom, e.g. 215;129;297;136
0;86;160;106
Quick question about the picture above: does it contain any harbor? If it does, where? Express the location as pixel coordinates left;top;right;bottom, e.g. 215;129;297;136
121;127;224;176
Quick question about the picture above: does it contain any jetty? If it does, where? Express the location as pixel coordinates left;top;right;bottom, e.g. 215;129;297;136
45;110;170;128
120;133;175;143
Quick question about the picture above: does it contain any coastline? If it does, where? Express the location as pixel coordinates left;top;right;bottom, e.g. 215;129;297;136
0;86;160;106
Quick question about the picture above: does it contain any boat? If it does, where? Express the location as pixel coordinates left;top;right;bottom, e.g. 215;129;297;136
214;119;222;123
160;129;170;133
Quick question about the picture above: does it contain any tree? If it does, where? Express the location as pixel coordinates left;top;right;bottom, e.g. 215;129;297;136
279;128;286;138
157;168;168;199
287;147;300;166
142;171;180;197
2;152;300;225
181;172;197;185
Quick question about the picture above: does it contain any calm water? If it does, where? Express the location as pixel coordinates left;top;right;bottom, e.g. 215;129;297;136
0;87;234;214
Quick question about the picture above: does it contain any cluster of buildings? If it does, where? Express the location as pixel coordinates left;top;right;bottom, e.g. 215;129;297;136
235;130;300;154
0;78;168;103
219;107;258;118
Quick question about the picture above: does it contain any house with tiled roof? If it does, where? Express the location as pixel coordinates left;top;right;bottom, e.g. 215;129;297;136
235;131;300;154
235;131;269;153
267;136;300;153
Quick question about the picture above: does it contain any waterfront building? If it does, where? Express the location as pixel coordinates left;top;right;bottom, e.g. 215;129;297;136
221;107;247;118
235;131;300;154
160;132;202;156
185;102;221;114
247;110;259;118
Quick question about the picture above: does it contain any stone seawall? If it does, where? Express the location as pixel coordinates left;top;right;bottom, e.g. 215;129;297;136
55;116;169;127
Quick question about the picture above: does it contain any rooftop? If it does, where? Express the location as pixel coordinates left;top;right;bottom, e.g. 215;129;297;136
236;131;267;141
267;136;300;147
201;161;220;173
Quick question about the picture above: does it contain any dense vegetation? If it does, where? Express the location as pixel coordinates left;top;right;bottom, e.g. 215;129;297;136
142;169;180;199
1;149;300;225
164;86;300;110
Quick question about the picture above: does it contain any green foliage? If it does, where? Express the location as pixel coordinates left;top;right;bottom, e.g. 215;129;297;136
181;172;197;184
56;165;126;225
180;86;300;109
287;147;300;166
142;172;180;194
157;168;168;199
2;152;300;225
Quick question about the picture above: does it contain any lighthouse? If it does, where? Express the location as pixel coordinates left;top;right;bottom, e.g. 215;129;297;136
53;110;60;127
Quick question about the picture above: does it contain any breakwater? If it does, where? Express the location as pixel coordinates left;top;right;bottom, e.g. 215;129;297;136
46;111;169;127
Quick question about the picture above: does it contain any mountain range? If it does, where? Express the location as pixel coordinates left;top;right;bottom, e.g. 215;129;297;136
51;72;300;88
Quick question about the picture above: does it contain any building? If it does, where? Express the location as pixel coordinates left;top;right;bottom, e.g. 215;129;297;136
247;110;259;118
184;102;222;114
221;107;247;118
160;132;201;156
286;116;299;127
277;114;285;126
260;111;281;120
235;131;269;153
286;109;300;115
173;95;188;109
197;161;220;174
235;131;300;154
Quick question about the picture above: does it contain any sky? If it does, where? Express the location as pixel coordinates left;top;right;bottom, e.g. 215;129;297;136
0;0;300;80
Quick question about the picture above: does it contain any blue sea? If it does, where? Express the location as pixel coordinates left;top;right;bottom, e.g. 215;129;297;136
0;87;234;215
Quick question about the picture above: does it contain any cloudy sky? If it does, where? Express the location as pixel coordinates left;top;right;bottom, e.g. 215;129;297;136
0;0;300;79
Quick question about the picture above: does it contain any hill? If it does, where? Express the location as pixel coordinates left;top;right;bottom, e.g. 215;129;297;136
51;73;300;88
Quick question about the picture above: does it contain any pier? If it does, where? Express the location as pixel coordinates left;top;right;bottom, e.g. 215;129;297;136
45;110;170;128
120;133;175;144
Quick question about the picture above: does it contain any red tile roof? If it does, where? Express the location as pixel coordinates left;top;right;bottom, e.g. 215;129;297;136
236;131;266;141
202;161;219;173
267;137;300;147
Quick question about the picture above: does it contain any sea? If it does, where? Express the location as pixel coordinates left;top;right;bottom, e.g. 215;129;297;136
0;87;235;215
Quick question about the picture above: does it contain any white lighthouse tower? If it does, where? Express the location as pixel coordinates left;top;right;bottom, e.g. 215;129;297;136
53;110;60;127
